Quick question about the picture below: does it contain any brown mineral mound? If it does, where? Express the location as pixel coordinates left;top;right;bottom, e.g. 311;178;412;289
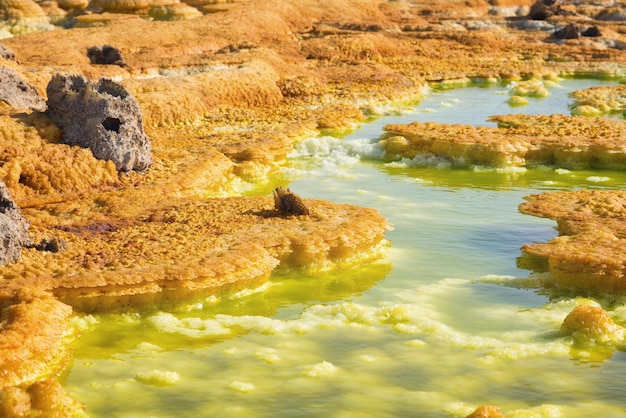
561;304;624;345
520;190;626;294
381;114;626;168
2;194;390;312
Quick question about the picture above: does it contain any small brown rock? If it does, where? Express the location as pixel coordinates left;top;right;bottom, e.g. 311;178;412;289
553;23;580;40
273;187;310;216
87;45;126;67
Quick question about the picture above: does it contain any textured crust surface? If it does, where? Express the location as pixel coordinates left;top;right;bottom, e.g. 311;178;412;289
0;289;73;388
520;190;626;293
1;196;389;310
3;0;626;412
382;114;626;168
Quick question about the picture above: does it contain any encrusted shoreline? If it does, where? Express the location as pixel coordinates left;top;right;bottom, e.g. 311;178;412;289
2;0;626;415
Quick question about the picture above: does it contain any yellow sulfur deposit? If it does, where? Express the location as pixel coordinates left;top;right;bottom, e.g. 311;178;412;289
509;79;550;98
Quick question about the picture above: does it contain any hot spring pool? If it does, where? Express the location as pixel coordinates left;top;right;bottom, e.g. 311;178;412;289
65;78;626;417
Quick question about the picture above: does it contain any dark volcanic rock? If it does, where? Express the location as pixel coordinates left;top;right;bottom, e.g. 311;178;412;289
582;26;602;37
554;23;580;39
46;73;152;173
0;66;46;111
87;45;127;67
0;181;31;265
527;0;562;20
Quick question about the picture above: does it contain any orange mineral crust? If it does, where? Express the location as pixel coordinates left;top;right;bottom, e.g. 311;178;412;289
570;83;626;115
0;289;73;389
0;112;120;208
561;304;625;345
381;114;626;168
2;0;626;413
520;190;626;294
0;379;85;417
2;196;390;311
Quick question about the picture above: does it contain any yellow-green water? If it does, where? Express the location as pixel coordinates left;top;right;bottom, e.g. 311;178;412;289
65;78;626;417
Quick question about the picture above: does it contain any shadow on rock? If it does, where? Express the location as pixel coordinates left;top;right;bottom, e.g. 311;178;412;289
0;66;46;111
0;181;31;265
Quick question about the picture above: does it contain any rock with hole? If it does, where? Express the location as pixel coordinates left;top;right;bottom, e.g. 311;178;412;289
46;73;152;173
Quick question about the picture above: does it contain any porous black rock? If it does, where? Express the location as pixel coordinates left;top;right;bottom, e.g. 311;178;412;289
0;181;31;266
87;45;127;67
46;73;152;173
0;66;46;111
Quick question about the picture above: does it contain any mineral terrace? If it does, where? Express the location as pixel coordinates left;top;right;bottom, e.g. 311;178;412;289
2;0;626;415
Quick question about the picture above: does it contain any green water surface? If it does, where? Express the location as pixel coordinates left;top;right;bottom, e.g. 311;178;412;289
65;78;626;417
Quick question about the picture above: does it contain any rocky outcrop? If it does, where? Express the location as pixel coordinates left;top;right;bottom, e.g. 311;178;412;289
380;114;626;169
527;0;564;20
553;23;580;39
0;66;46;111
46;73;152;173
520;190;626;294
0;181;30;265
87;44;126;66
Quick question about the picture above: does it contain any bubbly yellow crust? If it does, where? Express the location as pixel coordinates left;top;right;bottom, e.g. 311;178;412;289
0;288;73;388
381;114;626;168
0;379;85;417
520;190;626;294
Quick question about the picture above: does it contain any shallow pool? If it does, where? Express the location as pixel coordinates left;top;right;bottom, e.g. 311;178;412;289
65;78;626;417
